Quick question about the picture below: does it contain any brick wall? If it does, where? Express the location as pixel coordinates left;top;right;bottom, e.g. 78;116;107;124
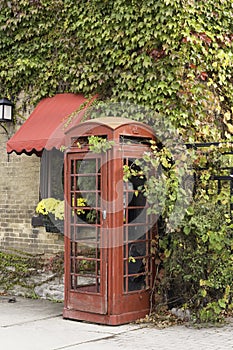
0;127;64;255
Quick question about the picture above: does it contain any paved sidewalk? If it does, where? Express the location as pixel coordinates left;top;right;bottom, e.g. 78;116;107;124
0;296;232;350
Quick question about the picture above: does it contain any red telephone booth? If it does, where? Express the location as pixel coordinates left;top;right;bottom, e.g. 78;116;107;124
63;117;157;325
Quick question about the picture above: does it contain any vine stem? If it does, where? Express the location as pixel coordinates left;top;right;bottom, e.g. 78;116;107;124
150;262;160;315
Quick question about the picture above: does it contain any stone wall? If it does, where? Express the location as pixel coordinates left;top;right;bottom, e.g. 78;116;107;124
0;127;64;255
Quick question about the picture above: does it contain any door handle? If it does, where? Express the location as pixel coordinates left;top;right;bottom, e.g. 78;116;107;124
102;210;107;220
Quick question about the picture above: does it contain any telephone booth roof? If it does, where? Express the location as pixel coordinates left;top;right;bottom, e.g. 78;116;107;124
65;117;156;146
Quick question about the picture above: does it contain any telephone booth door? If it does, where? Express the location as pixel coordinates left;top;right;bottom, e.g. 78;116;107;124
64;152;108;316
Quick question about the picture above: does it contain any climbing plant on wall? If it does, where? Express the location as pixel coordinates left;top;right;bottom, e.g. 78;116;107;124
0;0;233;322
0;0;232;142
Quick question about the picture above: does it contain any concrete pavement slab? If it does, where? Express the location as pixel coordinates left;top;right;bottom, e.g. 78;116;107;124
0;296;63;327
0;297;141;350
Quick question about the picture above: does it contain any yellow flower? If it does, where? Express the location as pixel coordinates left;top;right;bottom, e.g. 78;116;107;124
36;197;88;220
54;200;65;220
72;197;87;215
36;198;60;216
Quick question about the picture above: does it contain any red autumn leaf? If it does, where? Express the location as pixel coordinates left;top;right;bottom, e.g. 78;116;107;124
200;72;208;80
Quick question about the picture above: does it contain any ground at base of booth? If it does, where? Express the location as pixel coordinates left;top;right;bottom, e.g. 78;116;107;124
0;296;232;350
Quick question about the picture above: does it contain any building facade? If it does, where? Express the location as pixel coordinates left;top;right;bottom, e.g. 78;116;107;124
0;93;91;255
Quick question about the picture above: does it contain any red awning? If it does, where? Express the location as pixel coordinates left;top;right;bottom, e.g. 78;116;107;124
7;93;95;155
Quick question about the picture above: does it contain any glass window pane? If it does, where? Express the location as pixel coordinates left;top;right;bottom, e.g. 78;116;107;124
128;241;146;257
77;176;96;192
128;225;146;241
77;276;96;285
75;226;96;241
40;149;64;199
128;208;147;223
77;245;97;258
4;105;12;120
77;159;96;174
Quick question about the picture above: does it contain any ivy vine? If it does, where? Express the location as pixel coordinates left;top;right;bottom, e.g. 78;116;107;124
0;0;232;144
